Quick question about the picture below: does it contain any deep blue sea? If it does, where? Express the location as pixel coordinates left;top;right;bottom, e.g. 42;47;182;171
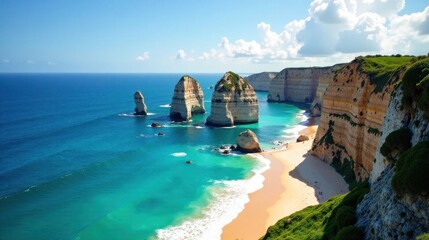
0;73;306;240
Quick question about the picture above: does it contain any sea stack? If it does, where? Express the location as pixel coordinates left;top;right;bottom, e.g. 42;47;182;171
236;129;262;153
170;75;205;121
206;71;259;126
134;91;148;115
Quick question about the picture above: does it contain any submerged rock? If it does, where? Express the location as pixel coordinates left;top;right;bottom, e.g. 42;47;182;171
170;75;205;121
236;129;262;153
151;122;163;128
134;91;148;115
206;71;259;126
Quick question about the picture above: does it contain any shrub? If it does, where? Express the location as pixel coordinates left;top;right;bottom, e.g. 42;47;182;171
401;58;429;118
380;128;412;161
335;206;356;229
392;141;429;196
417;233;429;240
333;226;364;240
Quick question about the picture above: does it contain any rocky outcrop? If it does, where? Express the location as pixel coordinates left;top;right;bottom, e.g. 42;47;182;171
296;135;309;142
170;75;205;121
357;85;429;239
310;64;345;117
206;72;259;126
267;66;334;103
244;72;277;91
236;129;262;153
310;57;409;182
134;91;148;115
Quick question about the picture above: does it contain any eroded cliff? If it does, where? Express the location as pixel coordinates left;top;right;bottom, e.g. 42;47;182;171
206;72;259;126
170;75;205;121
267;66;334;103
244;72;277;91
311;56;413;182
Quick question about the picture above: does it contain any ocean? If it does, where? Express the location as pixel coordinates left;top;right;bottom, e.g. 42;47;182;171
0;73;307;240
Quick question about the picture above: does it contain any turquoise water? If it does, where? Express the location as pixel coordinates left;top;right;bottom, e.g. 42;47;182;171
0;73;306;240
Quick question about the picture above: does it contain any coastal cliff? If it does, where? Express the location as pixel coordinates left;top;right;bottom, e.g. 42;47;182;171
356;57;429;239
206;71;259;126
244;72;277;91
310;56;413;182
170;75;205;121
134;91;148;115
267;66;334;103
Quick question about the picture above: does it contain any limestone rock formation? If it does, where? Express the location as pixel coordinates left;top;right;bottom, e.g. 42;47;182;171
170;75;205;121
134;91;148;115
268;66;334;103
244;72;277;91
310;57;411;181
206;72;259;126
236;129;262;153
310;64;345;117
296;135;309;142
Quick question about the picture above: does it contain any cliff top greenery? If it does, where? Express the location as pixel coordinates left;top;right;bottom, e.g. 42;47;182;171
261;182;369;240
380;128;412;162
215;71;250;92
357;55;414;93
401;58;429;119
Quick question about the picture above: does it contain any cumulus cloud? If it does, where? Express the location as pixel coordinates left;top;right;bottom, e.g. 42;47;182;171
136;52;150;61
200;0;429;63
176;49;187;59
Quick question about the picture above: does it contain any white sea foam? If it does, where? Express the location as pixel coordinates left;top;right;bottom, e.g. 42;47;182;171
171;152;187;157
156;154;270;240
118;112;155;117
195;126;205;129
147;112;156;115
159;104;171;108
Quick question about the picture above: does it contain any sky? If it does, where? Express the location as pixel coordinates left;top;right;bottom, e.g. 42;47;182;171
0;0;428;73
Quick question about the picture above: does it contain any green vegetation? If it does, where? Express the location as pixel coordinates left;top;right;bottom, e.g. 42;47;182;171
331;154;356;186
401;58;429;119
367;127;382;136
380;128;412;162
392;141;429;196
329;113;365;127
314;120;335;148
261;182;369;240
417;233;429;240
358;56;414;93
216;71;249;93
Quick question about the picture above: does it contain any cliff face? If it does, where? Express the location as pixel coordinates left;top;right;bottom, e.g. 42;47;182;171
244;72;277;91
310;64;345;117
267;67;333;103
134;91;147;115
311;58;408;182
356;88;429;239
206;72;259;127
170;75;205;121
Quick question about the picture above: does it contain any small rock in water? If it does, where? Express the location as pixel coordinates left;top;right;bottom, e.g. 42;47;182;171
222;150;230;154
185;160;192;164
151;122;163;128
157;132;165;136
220;145;226;150
229;145;236;150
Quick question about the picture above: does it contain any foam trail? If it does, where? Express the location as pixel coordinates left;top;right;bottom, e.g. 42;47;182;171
159;104;171;108
171;152;187;157
156;154;269;240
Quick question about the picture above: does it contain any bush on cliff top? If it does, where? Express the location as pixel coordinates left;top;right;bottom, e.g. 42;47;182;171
359;56;413;93
380;128;412;162
261;182;369;240
392;141;429;196
401;58;429;119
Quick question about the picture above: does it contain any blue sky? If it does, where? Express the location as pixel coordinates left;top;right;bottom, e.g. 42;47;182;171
0;0;428;73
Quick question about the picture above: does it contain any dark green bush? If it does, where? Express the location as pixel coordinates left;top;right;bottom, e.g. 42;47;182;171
417;232;429;240
333;226;364;240
380;128;412;161
392;141;429;196
401;58;429;118
335;206;356;229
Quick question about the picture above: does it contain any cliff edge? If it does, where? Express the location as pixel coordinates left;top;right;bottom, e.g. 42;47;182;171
244;72;277;92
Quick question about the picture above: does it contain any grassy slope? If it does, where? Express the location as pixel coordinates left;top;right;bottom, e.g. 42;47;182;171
261;183;369;240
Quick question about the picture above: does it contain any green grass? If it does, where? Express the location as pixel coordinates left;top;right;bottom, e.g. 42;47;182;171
401;58;429;119
417;233;429;240
380;128;412;162
261;182;369;240
215;71;250;92
392;141;429;196
358;56;414;93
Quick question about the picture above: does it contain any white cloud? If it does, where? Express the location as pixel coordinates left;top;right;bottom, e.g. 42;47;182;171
176;49;187;59
136;52;150;61
200;0;429;63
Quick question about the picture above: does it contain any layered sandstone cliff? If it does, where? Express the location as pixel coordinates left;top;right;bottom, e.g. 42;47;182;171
206;72;259;126
170;75;205;121
244;72;277;91
134;91;147;115
267;66;334;103
310;64;345;117
310;57;409;181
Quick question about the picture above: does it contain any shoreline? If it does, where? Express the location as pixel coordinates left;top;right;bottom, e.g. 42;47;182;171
221;117;349;240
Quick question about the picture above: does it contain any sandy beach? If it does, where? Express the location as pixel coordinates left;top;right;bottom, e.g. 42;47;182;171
221;117;349;240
